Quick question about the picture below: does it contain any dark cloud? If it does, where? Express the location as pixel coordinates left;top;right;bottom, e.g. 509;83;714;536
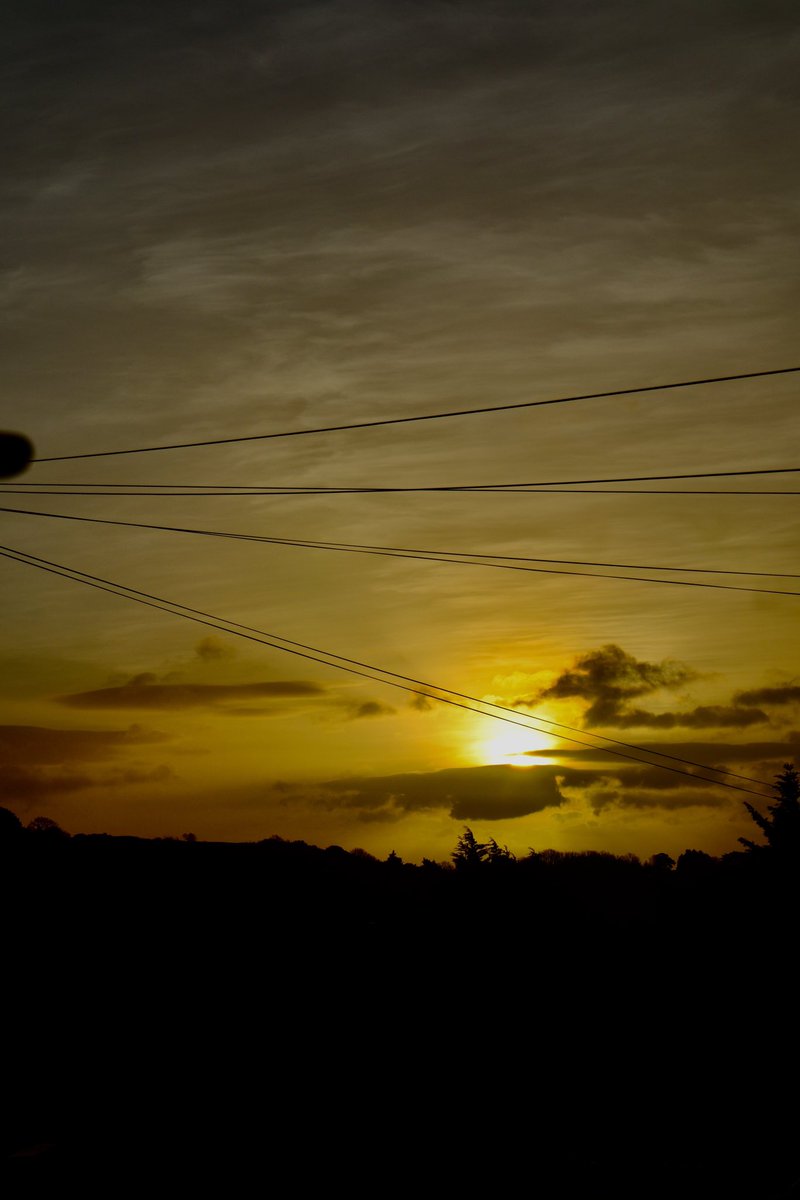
102;765;174;786
613;789;731;812
318;764;563;821
194;636;235;662
526;740;799;766
533;646;773;728
0;761;174;807
558;768;731;812
734;684;800;707
530;736;800;810
0;767;95;806
409;694;434;712
58;679;325;710
0;723;167;765
600;704;768;729
0;723;174;808
536;644;696;725
350;701;396;720
557;765;716;793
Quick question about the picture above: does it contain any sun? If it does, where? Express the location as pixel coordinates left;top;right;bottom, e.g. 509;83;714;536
474;725;557;767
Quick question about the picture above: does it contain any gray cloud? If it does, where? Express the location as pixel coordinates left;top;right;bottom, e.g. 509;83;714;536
558;767;731;812
612;788;731;812
532;646;775;728
600;704;768;729
526;740;799;766
557;765;717;793
58;679;325;710
0;723;167;765
0;722;174;808
0;767;96;806
535;644;697;725
317;763;563;821
3;1;797;856
194;636;236;662
0;762;174;808
350;701;396;719
734;684;800;707
5;0;797;456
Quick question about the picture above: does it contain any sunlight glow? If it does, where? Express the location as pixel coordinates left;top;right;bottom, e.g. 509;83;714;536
475;725;557;767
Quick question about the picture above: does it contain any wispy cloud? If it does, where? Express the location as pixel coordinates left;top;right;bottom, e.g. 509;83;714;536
734;684;800;708
526;740;799;766
557;768;731;813
0;722;167;764
597;704;768;730
194;636;236;662
58;677;326;711
0;723;173;808
349;700;396;719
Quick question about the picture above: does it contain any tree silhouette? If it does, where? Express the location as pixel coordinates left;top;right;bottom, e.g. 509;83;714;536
485;838;515;866
451;827;489;870
26;816;69;839
0;806;23;839
739;763;800;858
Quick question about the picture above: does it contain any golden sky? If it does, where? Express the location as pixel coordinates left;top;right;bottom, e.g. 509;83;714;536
1;1;798;861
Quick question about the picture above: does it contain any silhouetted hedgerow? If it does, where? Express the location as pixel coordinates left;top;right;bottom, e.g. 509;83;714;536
2;804;797;1192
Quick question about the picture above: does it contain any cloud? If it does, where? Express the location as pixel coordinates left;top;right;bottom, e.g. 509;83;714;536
525;734;800;812
526;740;799;766
350;701;396;719
101;765;174;786
531;646;770;729
612;789;731;812
598;704;768;730
0;763;175;808
58;679;326;711
195;636;235;662
0;723;175;808
535;644;697;726
560;765;712;791
410;694;434;712
734;684;800;707
0;767;96;806
316;764;563;821
0;723;167;765
557;767;731;812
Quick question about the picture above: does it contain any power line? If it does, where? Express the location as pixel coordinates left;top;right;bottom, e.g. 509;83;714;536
15;468;800;487
2;486;797;497
31;365;800;462
0;541;774;798
6;466;800;496
2;506;799;593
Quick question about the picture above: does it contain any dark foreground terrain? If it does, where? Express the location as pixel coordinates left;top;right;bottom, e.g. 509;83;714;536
3;820;799;1196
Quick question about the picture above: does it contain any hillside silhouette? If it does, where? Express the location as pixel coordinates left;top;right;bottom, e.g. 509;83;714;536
3;784;798;1195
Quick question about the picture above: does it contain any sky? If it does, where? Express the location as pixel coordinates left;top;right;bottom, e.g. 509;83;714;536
1;0;798;861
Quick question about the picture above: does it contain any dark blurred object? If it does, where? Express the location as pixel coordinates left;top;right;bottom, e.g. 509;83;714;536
0;432;33;478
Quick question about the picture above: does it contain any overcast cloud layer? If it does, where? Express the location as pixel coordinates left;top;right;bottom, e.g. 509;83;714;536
1;3;797;857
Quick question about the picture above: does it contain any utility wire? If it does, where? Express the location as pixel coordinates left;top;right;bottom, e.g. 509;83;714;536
31;366;800;462
0;541;776;798
1;487;797;497
2;506;798;589
10;467;800;492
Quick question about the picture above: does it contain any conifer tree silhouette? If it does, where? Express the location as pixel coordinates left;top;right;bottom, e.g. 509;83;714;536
451;827;489;870
739;763;800;858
